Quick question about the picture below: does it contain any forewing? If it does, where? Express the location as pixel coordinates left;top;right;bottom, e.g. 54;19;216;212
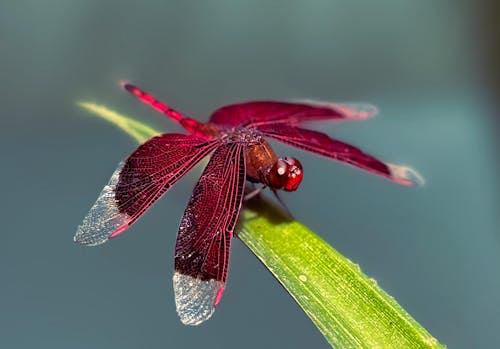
209;100;377;127
259;124;421;185
173;143;246;325
74;134;219;246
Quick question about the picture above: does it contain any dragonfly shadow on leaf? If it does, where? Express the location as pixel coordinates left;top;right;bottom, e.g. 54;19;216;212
239;194;294;230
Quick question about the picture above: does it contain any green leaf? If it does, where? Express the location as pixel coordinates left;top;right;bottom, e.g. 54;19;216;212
79;102;445;348
240;200;443;348
78;102;160;143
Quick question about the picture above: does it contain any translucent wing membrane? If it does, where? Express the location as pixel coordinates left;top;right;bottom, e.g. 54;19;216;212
174;143;246;325
74;134;219;246
259;124;419;185
209;100;377;128
294;101;378;120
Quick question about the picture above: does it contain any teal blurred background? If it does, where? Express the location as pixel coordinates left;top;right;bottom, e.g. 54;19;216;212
1;1;499;348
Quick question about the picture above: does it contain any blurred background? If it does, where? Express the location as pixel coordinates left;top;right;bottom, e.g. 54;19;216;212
1;1;499;348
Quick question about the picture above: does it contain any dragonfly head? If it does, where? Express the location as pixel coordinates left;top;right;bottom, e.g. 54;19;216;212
269;157;303;192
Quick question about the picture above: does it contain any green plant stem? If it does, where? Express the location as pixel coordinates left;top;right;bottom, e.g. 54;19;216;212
79;102;445;348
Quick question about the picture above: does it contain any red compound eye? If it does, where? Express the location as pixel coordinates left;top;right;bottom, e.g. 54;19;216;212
282;157;303;191
269;157;303;191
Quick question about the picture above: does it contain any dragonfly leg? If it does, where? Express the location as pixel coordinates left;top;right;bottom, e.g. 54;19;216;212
271;189;294;219
244;185;266;201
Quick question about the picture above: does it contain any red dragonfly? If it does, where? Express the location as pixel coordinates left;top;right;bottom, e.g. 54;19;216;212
75;83;421;325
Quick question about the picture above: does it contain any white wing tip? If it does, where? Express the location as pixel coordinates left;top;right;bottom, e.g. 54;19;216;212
73;161;131;246
335;103;378;119
387;163;425;186
295;99;378;120
73;227;109;246
173;272;221;326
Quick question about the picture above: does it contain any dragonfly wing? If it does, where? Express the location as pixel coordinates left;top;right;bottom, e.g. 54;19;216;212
74;134;219;246
209;100;377;127
173;142;246;325
259;124;422;186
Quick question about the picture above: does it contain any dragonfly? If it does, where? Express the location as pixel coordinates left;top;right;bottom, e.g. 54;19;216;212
74;82;421;325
